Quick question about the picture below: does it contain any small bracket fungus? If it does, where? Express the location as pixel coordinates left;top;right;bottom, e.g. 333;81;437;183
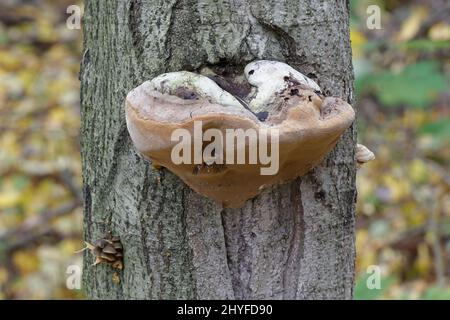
356;144;375;168
126;60;355;208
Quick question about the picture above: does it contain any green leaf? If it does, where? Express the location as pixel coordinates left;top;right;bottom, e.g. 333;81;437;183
12;175;31;190
357;61;448;108
402;39;450;52
419;118;450;140
422;286;450;300
419;118;450;149
0;31;8;46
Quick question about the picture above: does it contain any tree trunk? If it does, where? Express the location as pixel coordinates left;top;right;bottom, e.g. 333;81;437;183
80;0;356;299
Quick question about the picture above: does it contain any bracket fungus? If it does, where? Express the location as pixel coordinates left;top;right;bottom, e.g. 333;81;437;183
356;144;375;168
125;60;356;208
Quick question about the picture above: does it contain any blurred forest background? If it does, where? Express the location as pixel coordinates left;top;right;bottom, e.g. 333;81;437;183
0;0;449;299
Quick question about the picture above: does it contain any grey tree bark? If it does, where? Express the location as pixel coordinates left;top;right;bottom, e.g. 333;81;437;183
80;0;356;299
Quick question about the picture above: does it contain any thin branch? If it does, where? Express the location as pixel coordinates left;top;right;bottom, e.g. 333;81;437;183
0;202;80;244
6;229;81;253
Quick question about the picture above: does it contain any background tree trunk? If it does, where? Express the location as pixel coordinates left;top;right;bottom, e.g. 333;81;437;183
80;0;356;299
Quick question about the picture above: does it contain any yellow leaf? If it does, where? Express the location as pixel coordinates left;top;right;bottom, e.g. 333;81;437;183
12;251;40;275
350;29;367;58
0;50;22;71
429;22;450;41
36;17;57;43
383;174;411;202
402;201;426;226
0;267;8;285
0;191;21;208
396;6;429;42
409;159;427;184
414;243;431;276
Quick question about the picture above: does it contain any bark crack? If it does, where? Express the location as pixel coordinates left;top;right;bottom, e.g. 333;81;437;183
138;170;152;263
220;208;236;299
282;179;305;299
96;123;128;207
128;0;144;61
163;0;180;71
